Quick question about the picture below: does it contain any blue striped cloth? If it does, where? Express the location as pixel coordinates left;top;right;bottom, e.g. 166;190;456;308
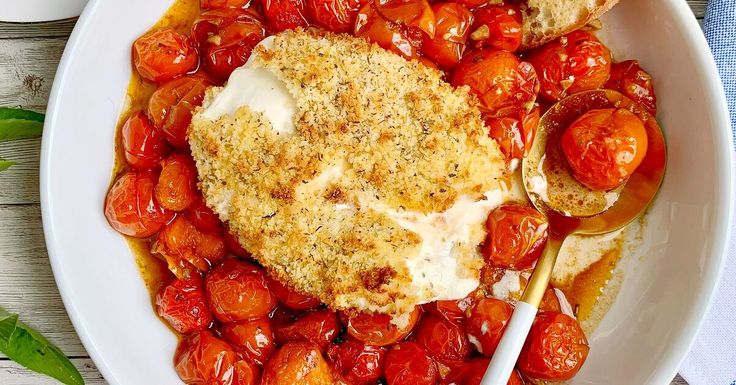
680;1;736;384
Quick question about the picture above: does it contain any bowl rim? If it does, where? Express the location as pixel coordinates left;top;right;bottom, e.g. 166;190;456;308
39;0;735;384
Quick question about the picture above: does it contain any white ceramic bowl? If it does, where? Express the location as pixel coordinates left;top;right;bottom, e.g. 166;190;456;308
40;0;734;384
0;0;87;22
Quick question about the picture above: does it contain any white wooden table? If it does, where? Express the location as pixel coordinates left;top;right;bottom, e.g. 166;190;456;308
0;1;708;383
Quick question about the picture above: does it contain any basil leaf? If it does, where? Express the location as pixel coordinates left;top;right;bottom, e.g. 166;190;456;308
0;108;44;142
0;107;44;122
0;158;15;172
0;307;84;385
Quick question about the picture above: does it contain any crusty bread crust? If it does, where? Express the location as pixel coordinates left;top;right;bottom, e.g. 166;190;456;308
521;0;620;49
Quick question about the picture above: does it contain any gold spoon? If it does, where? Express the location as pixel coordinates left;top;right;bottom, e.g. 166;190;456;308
481;89;667;385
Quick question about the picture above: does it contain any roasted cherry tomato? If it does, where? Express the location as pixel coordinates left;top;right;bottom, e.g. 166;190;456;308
232;360;259;385
261;341;335;385
174;331;238;384
201;0;252;9
463;358;525;385
258;0;309;32
154;153;199;211
148;75;210;149
540;286;562;313
206;259;277;322
454;0;489;10
192;9;266;81
121;111;169;170
221;317;277;366
268;277;321;310
466;298;513;356
156;277;213;334
423;296;474;325
307;0;365;33
527;31;612;101
374;0;435;37
560;107;648;191
354;2;423;60
482;203;548;270
415;315;470;360
223;226;251;257
451;49;539;118
104;171;173;238
468;4;522;52
133;29;198;84
384;341;438;385
605;60;658;115
486;106;540;165
342;306;420;346
275;309;341;350
185;194;223;233
421;3;473;69
156;216;227;275
517;312;589;381
327;338;387;385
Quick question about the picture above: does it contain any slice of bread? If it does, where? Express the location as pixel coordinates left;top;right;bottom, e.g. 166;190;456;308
520;0;620;49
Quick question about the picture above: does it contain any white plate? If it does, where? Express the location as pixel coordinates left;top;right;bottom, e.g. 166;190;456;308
0;0;87;22
40;0;734;384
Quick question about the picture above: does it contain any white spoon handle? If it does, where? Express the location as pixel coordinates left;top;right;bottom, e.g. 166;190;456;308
480;301;538;385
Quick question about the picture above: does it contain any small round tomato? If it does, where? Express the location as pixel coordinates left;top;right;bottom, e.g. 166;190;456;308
307;0;364;33
104;171;173;238
517;312;589;381
540;286;562;313
258;0;309;32
156;277;213;334
232;360;259;385
327;338;387;385
192;9;266;81
275;310;341;350
384;342;438;385
468;4;522;52
342;306;420;346
451;49;539;118
201;0;252;9
157;216;227;274
466;298;513;356
223;227;251;257
482;204;548;270
206;259;277;322
268;277;321;310
415;315;470;360
261;341;335;385
560;108;649;191
133;29;199;84
154;153;198;211
148;75;210;149
605;60;658;115
374;0;435;37
527;30;612;102
454;0;489;10
185;195;223;233
174;331;238;384
423;296;474;324
463;358;524;385
421;3;473;69
354;3;423;60
121;111;169;170
221;318;276;366
486;106;540;165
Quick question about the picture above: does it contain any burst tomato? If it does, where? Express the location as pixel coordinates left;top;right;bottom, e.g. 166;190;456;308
517;312;589;381
268;277;321;310
307;0;365;33
384;341;438;385
201;0;252;9
415;315;470;360
421;3;473;69
104;171;173;238
486;106;540;165
133;29;198;84
220;318;277;366
466;298;513;356
156;216;227;275
192;9;266;81
154;153;199;211
374;0;435;37
205;259;277;322
451;49;539;118
156;277;213;334
121;111;169;170
468;4;522;52
605;60;658;115
560;108;648;191
275;309;341;350
185;195;223;233
174;331;238;384
223;227;251;257
327;338;387;385
527;30;612;101
354;2;424;60
482;204;548;270
261;341;335;385
148;75;210;149
423;296;474;324
258;0;309;32
342;306;420;346
463;358;525;385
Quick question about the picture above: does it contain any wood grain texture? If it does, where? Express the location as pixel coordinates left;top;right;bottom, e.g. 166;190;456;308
0;358;105;385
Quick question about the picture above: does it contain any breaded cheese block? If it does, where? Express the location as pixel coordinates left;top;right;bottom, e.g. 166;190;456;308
189;30;506;317
521;0;619;49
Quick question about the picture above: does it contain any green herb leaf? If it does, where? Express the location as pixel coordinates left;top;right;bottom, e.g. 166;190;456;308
0;107;44;142
0;307;84;385
0;158;15;172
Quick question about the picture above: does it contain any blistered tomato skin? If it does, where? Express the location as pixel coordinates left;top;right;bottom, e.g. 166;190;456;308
307;0;365;33
605;60;658;115
133;29;199;84
121;111;169;170
259;0;309;32
104;171;173;238
220;318;277;366
174;331;238;384
232;360;259;385
201;0;252;9
327;338;387;385
527;30;612;102
415;315;470;360
517;312;590;381
185;195;223;234
354;3;423;60
148;75;210;149
275;309;341;350
206;259;277;322
384;341;438;385
261;341;335;385
469;4;522;52
466;298;513;356
268;277;321;310
486;106;540;165
421;3;473;69
374;0;436;37
157;216;227;275
561;108;649;191
423;296;474;324
342;306;420;346
463;358;525;385
156;277;213;334
482;204;548;270
155;153;199;212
